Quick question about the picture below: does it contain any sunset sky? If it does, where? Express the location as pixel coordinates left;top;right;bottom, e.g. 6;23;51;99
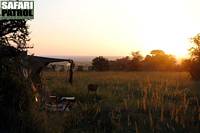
29;0;200;58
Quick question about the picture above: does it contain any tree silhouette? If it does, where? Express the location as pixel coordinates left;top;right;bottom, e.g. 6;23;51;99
188;33;200;80
107;50;178;71
150;49;165;56
109;56;130;71
143;50;176;71
130;51;143;70
0;20;32;50
92;56;109;71
0;20;40;132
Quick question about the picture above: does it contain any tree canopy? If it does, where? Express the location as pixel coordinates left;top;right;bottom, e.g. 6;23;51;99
143;50;176;71
188;33;200;80
92;56;109;71
0;20;42;132
92;50;178;72
0;20;31;50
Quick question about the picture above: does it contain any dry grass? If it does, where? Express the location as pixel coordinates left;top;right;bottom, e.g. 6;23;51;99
39;71;200;133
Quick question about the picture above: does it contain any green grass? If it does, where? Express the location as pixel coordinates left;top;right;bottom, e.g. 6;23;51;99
39;71;200;133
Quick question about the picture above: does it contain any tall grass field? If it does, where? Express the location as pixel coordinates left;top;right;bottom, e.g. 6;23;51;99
38;72;200;133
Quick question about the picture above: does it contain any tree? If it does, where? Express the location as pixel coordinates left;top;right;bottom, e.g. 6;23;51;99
181;59;191;71
130;51;143;70
142;50;176;71
190;33;200;61
109;56;130;71
92;56;109;71
0;20;41;132
0;20;32;50
150;50;165;56
132;51;143;61
188;33;200;80
108;52;143;71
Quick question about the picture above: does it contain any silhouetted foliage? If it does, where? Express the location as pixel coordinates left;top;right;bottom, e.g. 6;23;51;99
181;59;191;71
0;20;41;132
109;56;131;71
107;50;177;71
131;51;143;70
109;52;143;71
92;56;109;71
142;50;176;71
188;33;200;80
0;20;32;50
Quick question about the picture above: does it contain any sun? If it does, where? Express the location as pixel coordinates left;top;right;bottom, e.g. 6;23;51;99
134;20;192;58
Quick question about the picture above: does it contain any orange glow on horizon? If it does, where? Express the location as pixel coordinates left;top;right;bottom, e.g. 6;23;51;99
29;0;200;58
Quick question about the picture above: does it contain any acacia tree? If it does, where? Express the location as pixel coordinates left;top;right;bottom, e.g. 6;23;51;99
188;33;200;80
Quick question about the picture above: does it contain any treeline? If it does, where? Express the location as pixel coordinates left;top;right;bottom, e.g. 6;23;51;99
91;50;188;71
